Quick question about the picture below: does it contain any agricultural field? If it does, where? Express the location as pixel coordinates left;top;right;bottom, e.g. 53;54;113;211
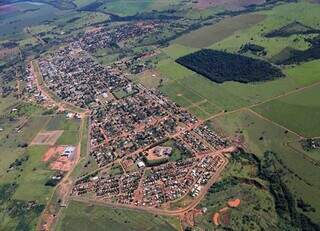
253;84;320;138
56;201;181;231
173;14;266;48
157;58;320;118
98;0;184;16
210;1;320;59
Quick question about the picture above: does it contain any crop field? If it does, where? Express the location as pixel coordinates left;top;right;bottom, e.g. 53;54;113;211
253;84;320;138
56;201;181;231
173;14;266;48
210;109;320;223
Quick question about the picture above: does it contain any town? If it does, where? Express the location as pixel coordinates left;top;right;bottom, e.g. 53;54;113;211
25;21;234;211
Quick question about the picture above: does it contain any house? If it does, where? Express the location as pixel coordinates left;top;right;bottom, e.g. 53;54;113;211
137;160;146;168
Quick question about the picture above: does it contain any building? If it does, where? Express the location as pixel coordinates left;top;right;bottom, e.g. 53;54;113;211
62;146;76;159
137;160;146;168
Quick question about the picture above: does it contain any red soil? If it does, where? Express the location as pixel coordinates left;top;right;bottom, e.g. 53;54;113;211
227;198;241;208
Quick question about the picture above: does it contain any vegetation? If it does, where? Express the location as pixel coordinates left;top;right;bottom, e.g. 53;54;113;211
253;84;320;137
239;43;266;56
176;49;284;83
265;21;320;38
275;35;320;65
173;14;266;48
56;201;180;231
211;110;320;223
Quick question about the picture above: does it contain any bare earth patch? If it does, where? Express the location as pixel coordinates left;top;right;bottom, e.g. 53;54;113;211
228;198;241;208
42;146;65;162
31;130;63;145
42;145;78;172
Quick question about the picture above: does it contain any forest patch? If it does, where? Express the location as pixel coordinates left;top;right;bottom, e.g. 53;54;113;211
176;49;283;83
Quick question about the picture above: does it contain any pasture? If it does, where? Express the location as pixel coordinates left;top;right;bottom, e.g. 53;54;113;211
157;58;320;116
56;201;180;231
12;145;55;204
0;2;67;39
210;2;320;58
173;14;266;48
98;0;183;16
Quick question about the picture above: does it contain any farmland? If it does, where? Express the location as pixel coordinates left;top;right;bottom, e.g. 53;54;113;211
210;2;320;58
173;14;266;48
253;84;320;138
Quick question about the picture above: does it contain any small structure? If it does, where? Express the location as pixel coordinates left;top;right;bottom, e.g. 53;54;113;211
137;160;146;168
66;112;74;118
62;146;76;159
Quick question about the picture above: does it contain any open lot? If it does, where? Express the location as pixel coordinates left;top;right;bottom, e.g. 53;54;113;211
12;145;55;204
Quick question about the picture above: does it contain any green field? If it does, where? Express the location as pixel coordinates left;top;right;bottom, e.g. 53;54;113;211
157;54;320;117
0;2;67;39
99;0;183;16
210;109;320;223
253;84;320;138
0;100;58;230
12;145;55;203
173;14;266;48
56;201;180;231
45;115;81;145
210;2;320;58
196;159;277;230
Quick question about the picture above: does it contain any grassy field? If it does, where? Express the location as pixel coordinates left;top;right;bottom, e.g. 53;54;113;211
99;0;183;16
210;109;320;223
56;201;180;231
210;1;320;58
157;57;320;116
253;84;320;138
45;114;81;145
0;2;66;39
12;145;55;203
0;99;58;229
173;14;266;48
